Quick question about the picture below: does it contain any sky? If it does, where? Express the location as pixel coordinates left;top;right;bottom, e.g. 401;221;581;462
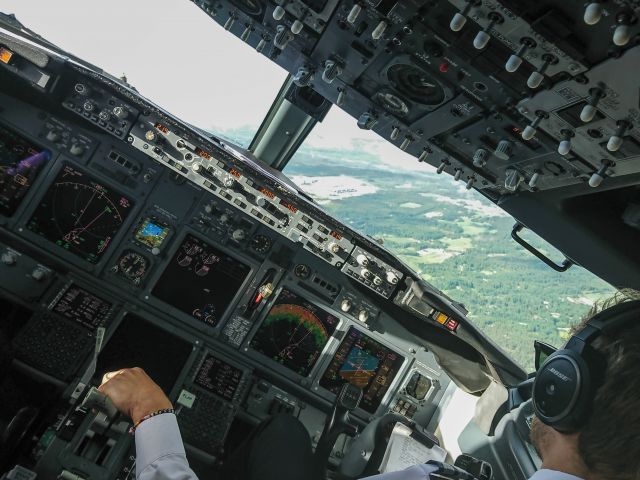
1;0;433;172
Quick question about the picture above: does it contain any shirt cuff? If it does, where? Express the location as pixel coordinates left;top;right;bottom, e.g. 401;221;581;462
135;413;186;476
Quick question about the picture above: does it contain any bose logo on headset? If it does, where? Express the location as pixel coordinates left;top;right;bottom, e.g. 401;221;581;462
533;299;640;433
549;368;571;382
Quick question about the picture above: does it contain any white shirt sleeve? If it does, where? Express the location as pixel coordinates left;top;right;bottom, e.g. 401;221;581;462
361;463;438;480
134;413;199;480
528;469;584;480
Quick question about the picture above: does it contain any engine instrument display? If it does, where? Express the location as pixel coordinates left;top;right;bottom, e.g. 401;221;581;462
0;124;51;216
135;217;170;249
152;235;251;327
320;327;405;413
194;353;243;401
26;164;133;263
249;288;339;377
96;314;193;394
52;284;112;331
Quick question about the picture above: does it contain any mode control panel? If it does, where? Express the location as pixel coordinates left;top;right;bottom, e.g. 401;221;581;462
341;246;403;298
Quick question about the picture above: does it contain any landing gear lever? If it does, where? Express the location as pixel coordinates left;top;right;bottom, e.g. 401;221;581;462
314;383;363;479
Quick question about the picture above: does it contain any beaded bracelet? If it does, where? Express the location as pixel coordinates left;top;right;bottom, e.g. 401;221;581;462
129;408;175;435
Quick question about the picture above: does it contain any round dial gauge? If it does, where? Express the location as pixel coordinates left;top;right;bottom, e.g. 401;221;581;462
250;234;272;254
116;250;149;284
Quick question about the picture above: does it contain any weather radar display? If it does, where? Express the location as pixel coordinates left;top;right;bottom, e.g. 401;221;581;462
250;288;339;377
27;165;133;263
320;327;405;413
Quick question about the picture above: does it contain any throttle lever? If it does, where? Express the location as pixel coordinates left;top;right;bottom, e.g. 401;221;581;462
81;386;119;420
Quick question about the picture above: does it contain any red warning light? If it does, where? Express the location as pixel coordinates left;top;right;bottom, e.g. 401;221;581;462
439;62;449;73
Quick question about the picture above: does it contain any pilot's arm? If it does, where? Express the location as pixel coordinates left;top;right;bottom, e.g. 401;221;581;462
99;368;199;480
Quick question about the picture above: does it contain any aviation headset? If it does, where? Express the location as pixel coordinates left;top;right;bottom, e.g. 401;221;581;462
532;299;640;433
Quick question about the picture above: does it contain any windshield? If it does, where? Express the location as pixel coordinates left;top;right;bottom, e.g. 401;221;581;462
1;0;287;148
284;108;616;370
5;1;616;371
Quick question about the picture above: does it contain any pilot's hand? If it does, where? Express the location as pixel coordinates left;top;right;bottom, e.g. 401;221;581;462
98;367;172;424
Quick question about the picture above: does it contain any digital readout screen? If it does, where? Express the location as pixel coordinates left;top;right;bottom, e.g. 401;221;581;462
52;284;112;331
194;354;243;401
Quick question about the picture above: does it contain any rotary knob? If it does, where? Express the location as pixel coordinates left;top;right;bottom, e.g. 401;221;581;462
340;299;352;312
357;111;378;130
494;140;513;160
113;106;128;119
46;130;61;142
386;271;399;284
473;148;488;167
327;242;341;254
272;5;285;20
232;229;247;242
1;251;17;266
31;266;49;282
69;143;85;156
356;253;369;266
358;310;370;323
322;60;342;84
293;66;314;87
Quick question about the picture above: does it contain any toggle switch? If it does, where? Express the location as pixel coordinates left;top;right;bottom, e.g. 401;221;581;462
613;12;635;46
528;171;541;189
357;111;378;130
580;87;604;123
504;168;523;191
256;37;267;53
584;2;603;25
450;0;477;32
522;111;548;141
347;3;362;24
527;54;558;89
589;161;612;188
465;176;475;190
291;19;304;35
557;130;575;156
371;20;387;40
506;38;536;73
607;120;631;152
418;148;430;162
473;12;503;50
241;24;253;42
272;5;285;20
437;160;448;174
454;168;463;181
337;88;346;107
390;126;400;141
224;14;236;30
400;136;413;151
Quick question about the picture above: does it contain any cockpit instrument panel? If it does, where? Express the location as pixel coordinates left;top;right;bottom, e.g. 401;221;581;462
26;164;133;263
320;326;405;413
0;123;51;217
152;234;251;327
249;288;340;376
135;217;170;250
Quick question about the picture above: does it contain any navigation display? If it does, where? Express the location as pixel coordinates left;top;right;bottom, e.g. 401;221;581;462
194;354;243;401
320;327;405;413
53;284;112;331
96;314;192;394
0;124;51;217
152;235;251;327
27;165;133;263
249;288;340;377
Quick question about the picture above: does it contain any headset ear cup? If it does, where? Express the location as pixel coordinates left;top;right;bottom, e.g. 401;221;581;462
533;350;590;432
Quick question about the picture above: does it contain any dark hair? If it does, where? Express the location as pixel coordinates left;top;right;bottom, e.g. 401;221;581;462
574;289;640;480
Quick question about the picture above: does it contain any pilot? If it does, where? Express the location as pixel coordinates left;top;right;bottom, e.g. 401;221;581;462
98;291;640;480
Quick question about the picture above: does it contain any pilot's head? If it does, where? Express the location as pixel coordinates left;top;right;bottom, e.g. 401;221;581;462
531;289;640;480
